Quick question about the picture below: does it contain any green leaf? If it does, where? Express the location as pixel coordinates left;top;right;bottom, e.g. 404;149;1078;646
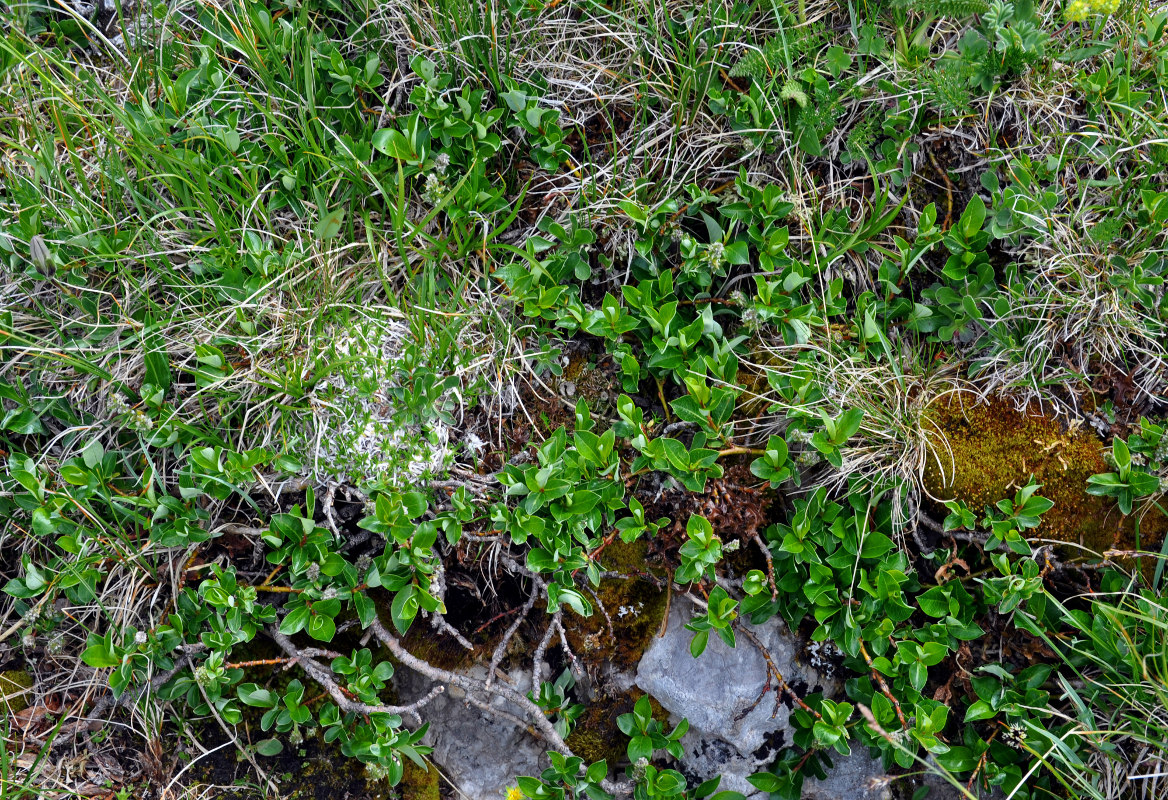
280;604;311;635
1130;470;1162;496
238;684;278;708
314;207;346;241
586;760;607;784
372;128;414;159
557;588;593;617
916;586;951;618
1056;44;1112;62
825;45;853;78
628;734;654;763
516;776;544;796
391;585;419;635
60;464;91;485
353;592;376;629
3;409;46;435
81;636;120;668
307;612;336;642
143;346;172;391
747;773;784;792
690;629;709;658
935;746;978;773
960;195;986;238
723;241;750;265
834;408;864;442
1113;437;1131;472
859;532;894;560
909;661;927;692
796;124;824;156
964;699;995;721
1085;473;1123;495
402;492;429;518
255;738;283;756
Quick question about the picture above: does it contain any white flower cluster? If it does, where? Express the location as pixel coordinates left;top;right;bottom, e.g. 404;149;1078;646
108;392;153;432
421;152;452;206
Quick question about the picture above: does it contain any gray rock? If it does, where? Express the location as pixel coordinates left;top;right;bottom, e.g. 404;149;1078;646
396;664;547;800
391;602;903;800
636;603;825;755
636;603;889;800
803;749;891;800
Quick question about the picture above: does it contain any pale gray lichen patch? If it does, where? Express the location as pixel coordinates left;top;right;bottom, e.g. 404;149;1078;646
296;312;454;487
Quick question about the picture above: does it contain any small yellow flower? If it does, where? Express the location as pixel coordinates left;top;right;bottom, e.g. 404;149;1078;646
1066;0;1120;23
505;787;524;800
1065;0;1090;21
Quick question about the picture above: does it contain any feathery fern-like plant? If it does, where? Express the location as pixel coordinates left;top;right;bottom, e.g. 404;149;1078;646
892;0;989;15
729;23;828;81
729;39;788;80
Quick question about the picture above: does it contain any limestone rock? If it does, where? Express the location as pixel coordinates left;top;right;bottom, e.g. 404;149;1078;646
635;604;889;800
395;664;546;800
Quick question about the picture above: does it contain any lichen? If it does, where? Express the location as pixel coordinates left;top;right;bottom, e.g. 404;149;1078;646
295;314;456;486
922;394;1167;553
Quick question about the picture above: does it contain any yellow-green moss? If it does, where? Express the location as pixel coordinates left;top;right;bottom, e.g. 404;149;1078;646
565;690;670;766
400;625;485;673
561;354;617;403
563;539;668;672
922;394;1167;553
0;670;33;714
398;759;440;800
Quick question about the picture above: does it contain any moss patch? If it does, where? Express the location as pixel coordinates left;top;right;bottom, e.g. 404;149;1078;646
565;690;670;766
562;539;668;673
922;394;1167;553
400;624;486;673
399;759;440;800
561;352;621;415
189;722;396;800
0;670;32;714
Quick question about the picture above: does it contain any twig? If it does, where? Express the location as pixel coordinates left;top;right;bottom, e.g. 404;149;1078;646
585;583;615;643
531;609;562;690
658;573;673;638
267;626;443;724
747;528;779;601
426;559;474;650
197;676;277;795
687;592;819;720
429;612;476;651
216;523;267;537
859;641;908;729
554;616;583;676
370;618;595;767
322;480;342;538
486;582;541;689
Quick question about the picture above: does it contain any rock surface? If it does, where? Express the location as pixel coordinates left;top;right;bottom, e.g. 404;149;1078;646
803;750;892;800
635;603;889;800
396;664;546;800
393;601;897;800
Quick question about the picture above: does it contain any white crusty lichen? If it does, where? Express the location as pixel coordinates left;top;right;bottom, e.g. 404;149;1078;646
300;313;454;487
